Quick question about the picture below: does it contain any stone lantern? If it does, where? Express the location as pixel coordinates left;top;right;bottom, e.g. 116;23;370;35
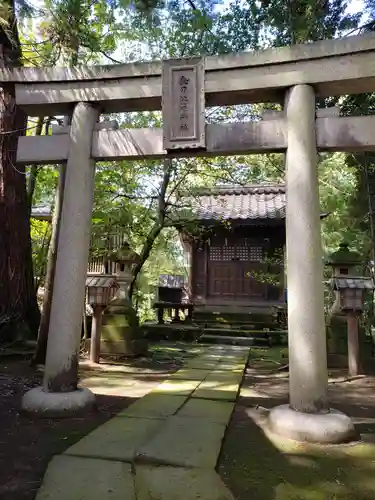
325;242;361;358
331;276;374;376
326;241;374;375
85;276;119;363
108;242;140;308
326;242;362;315
100;242;148;357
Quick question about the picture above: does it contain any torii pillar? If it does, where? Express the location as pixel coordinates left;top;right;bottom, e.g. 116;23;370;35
267;85;357;443
22;102;98;416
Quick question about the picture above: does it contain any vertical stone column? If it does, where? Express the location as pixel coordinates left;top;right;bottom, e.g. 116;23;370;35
285;84;328;413
267;85;356;443
22;102;99;416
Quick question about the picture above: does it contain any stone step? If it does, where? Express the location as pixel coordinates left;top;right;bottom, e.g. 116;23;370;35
141;323;285;345
193;313;278;324
202;327;285;337
192;311;282;331
196;320;278;329
199;334;256;346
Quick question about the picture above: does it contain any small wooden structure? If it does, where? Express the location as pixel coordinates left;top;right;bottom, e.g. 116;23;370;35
178;185;286;313
153;275;193;324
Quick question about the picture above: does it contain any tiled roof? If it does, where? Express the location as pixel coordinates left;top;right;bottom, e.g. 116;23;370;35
332;277;374;290
187;185;286;221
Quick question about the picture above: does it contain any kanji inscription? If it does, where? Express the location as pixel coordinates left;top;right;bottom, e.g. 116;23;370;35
162;58;205;150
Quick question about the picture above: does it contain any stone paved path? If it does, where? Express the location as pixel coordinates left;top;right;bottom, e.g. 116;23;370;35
35;345;250;500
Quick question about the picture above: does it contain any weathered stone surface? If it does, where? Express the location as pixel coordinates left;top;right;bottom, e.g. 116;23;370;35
207;346;249;358
192;380;240;402
136;416;226;468
8;33;375;83
19;115;375;165
216;362;246;371
267;404;358;444
152;379;201;396
184;359;220;370
118;394;187;419
100;338;148;357
21;386;95;417
135;465;235;500
101;325;131;341
36;455;135;500
65;416;163;462
102;314;130;327
38;102;99;395
162;58;205;151
207;370;245;382
285;84;328;413
191;368;244;401
169;369;210;381
176;398;234;424
14;34;375;115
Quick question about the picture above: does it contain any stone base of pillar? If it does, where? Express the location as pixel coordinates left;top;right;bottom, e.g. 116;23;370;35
267;405;358;444
21;386;95;418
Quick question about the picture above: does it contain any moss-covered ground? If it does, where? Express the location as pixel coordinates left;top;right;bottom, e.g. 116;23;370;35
219;347;375;500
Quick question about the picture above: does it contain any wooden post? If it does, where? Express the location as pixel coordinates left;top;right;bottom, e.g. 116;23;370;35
157;307;164;325
347;312;361;377
90;306;104;364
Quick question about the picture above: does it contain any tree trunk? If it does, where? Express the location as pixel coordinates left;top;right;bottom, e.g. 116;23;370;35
0;13;40;341
128;159;172;300
32;164;66;365
27;117;52;215
128;222;164;300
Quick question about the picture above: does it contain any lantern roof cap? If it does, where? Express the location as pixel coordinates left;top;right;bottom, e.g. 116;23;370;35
332;276;374;290
109;242;140;263
326;241;361;266
85;276;118;288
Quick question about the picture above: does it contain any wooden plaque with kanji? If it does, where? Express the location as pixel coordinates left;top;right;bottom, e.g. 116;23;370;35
162;57;205;151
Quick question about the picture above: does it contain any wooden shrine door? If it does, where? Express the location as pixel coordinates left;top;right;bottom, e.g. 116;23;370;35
208;242;267;300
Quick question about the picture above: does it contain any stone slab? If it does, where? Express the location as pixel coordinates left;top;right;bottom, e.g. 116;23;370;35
135;465;235;500
135;416;226;468
152;379;201;396
206;371;244;384
206;347;249;360
36;455;135;500
8;34;375;83
65;416;163;462
118;394;187;419
176;398;234;424
169;368;210;381
192;380;240;402
184;360;220;370
215;362;246;372
194;353;223;361
14;35;375;115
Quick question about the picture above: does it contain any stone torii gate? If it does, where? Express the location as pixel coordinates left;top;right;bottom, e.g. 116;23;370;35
13;33;375;442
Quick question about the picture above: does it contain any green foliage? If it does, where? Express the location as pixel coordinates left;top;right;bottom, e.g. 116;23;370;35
30;218;51;289
11;0;374;324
